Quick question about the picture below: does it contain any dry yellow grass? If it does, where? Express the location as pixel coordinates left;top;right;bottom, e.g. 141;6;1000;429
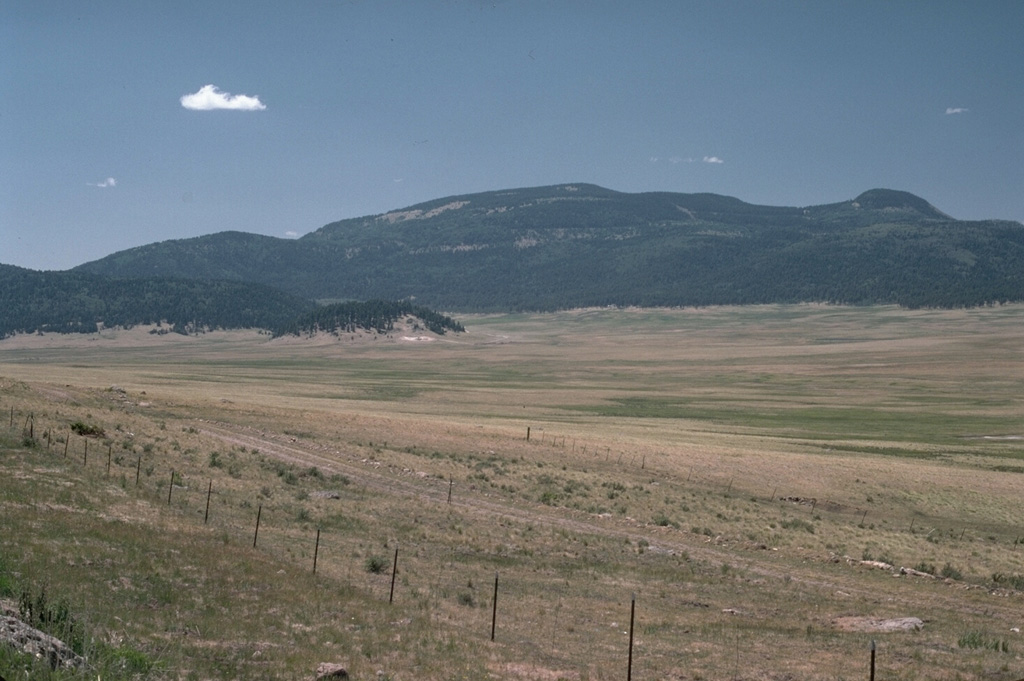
1;305;1023;680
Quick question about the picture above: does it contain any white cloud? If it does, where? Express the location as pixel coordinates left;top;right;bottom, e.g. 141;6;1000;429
285;231;299;238
945;107;969;115
181;84;266;111
703;156;724;164
88;177;117;188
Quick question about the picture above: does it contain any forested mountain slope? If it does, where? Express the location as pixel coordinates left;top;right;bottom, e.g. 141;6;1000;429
0;265;314;338
72;184;1024;310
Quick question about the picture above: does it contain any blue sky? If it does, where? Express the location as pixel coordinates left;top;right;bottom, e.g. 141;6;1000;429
2;1;1022;271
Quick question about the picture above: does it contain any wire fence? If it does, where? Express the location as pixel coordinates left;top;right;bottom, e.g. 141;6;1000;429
3;400;1018;679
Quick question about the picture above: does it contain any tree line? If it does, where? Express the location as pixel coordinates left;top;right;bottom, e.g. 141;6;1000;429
273;300;465;337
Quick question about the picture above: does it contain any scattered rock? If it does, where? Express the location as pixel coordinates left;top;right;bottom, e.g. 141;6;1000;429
315;662;349;679
832;616;924;632
0;615;85;670
859;560;894;571
899;566;935;578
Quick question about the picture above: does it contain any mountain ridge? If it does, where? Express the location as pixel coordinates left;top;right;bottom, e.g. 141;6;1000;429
62;183;1024;310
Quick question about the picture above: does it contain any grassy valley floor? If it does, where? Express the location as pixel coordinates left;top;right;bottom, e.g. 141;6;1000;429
1;305;1023;680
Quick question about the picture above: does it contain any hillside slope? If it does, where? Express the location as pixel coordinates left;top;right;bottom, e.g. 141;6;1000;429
0;265;315;338
72;184;1024;310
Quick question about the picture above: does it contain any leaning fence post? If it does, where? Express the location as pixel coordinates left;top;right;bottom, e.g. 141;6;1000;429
204;480;213;524
167;469;174;505
313;527;321;574
253;505;262;548
490;572;499;641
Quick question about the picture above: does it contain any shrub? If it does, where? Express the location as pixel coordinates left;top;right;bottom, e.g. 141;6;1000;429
958;631;1010;652
113;647;155;674
653;514;678;528
18;586;84;655
940;562;963;580
780;518;815;533
539;490;560;506
70;420;104;437
991;572;1024;590
364;555;390;574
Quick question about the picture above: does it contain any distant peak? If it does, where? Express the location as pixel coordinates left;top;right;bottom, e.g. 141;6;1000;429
852;189;949;218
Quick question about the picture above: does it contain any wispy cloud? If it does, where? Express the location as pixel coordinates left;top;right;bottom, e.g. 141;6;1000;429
650;156;695;164
703;156;724;164
88;177;117;188
181;84;266;111
945;107;969;115
285;231;299;238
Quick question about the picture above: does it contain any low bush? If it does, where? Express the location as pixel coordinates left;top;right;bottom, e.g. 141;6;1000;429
70;420;104;437
364;555;390;574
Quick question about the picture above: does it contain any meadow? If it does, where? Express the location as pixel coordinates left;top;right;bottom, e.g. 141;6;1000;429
1;304;1023;680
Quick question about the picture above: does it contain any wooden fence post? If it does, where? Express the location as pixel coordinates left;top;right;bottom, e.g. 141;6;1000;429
313;527;321;574
490;572;499;641
253;505;262;548
627;593;636;681
389;546;399;603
